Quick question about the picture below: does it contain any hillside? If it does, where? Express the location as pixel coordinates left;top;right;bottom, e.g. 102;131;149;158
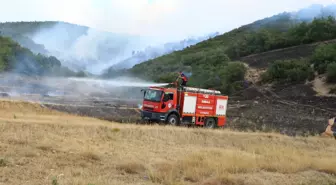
129;5;336;95
0;21;145;73
0;21;57;55
0;35;80;76
239;39;336;68
1;99;336;185
0;21;219;74
103;32;219;72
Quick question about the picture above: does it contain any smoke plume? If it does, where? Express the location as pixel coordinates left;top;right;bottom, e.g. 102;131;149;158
30;22;152;74
26;22;218;74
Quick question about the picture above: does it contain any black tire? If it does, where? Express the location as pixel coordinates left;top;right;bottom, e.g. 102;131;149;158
166;114;180;126
204;117;217;129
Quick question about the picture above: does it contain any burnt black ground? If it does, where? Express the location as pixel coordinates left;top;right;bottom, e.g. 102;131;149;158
227;84;336;136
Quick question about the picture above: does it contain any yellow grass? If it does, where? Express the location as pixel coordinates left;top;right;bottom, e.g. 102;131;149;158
0;99;336;185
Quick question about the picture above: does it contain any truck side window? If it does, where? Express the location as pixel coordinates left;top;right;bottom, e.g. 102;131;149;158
168;93;174;100
163;93;174;102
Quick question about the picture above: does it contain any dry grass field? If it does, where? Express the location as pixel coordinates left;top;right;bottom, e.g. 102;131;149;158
0;99;336;185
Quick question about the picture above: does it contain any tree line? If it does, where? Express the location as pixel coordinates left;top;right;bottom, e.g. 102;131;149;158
226;16;336;59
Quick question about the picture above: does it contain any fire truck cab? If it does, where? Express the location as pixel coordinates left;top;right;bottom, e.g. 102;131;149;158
140;85;228;128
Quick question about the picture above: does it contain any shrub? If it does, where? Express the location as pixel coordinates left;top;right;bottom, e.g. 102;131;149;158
262;59;314;83
311;44;336;74
217;62;247;94
326;62;336;83
329;87;336;94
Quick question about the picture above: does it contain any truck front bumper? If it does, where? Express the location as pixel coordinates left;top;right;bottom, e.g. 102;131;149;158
141;110;166;122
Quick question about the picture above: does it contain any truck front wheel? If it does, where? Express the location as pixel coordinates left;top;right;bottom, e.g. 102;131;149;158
166;114;179;126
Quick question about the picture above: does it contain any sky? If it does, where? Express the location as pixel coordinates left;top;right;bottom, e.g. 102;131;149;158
1;0;336;41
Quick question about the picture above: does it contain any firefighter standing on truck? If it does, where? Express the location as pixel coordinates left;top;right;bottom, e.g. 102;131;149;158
177;71;188;87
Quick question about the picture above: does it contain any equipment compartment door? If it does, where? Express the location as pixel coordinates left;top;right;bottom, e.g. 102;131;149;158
215;96;228;126
196;93;216;116
182;92;197;115
215;97;228;116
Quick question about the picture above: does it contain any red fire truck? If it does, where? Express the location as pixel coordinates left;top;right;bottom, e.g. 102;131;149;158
140;85;228;128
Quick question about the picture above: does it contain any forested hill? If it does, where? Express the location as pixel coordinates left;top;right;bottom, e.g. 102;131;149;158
0;21;88;55
0;35;81;77
129;13;336;94
0;21;148;73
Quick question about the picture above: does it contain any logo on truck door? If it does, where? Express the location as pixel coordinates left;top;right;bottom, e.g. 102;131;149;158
203;94;209;98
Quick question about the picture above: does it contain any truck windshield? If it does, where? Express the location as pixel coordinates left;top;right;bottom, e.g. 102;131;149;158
144;89;163;102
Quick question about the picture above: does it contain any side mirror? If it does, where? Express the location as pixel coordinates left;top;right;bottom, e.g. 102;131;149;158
141;89;146;97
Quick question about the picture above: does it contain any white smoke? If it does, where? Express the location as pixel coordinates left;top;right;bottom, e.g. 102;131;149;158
30;22;154;74
288;4;336;21
28;22;216;75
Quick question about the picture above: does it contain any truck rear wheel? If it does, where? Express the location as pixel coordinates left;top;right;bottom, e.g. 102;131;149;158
204;117;217;128
166;114;179;126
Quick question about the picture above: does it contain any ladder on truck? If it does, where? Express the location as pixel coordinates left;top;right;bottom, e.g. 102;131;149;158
182;86;222;95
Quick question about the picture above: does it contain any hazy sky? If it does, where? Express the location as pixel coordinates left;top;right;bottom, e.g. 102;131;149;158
1;0;336;41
